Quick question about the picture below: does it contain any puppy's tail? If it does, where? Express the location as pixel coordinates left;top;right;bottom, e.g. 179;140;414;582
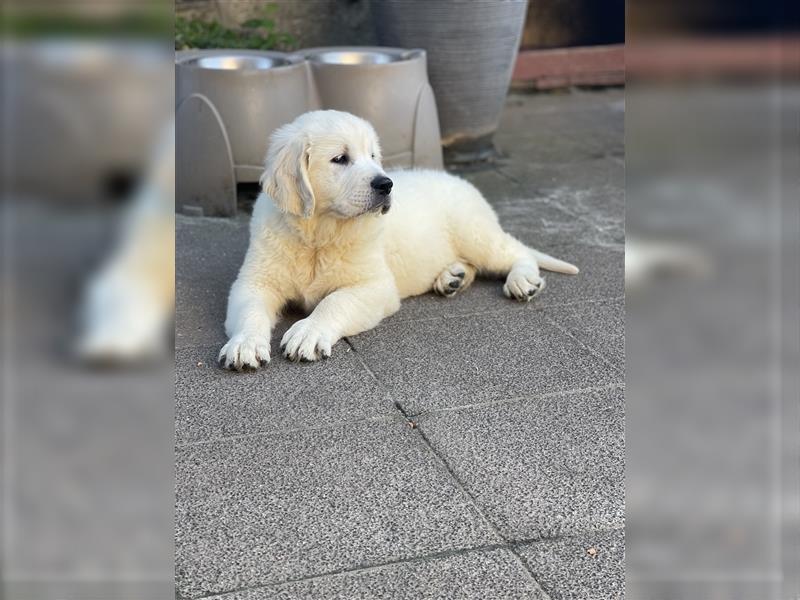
530;249;580;275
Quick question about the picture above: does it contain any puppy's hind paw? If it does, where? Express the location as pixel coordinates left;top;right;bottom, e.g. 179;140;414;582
503;269;546;302
433;261;475;297
219;334;271;371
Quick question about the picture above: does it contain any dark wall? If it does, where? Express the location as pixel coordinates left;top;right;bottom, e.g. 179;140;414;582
521;0;625;49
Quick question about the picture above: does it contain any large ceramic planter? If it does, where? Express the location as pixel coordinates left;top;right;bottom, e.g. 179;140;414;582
373;0;529;163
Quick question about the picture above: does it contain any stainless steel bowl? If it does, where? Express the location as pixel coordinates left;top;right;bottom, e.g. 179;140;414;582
185;54;292;71
304;47;421;65
307;50;397;65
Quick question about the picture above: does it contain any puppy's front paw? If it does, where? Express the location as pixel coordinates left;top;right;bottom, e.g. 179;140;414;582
219;334;271;371
503;267;546;302
280;318;335;362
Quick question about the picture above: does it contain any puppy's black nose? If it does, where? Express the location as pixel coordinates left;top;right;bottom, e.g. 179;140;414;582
370;175;393;196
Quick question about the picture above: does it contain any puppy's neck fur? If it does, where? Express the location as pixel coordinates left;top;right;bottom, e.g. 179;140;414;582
288;212;383;249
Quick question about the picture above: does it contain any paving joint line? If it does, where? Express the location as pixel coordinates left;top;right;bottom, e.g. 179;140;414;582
380;295;625;326
494;166;522;185
407;382;625;419
344;337;380;383
406;411;552;598
543;312;624;377
175;297;624;353
175;414;396;449
191;541;535;600
509;524;627;549
343;337;428;444
186;527;628;599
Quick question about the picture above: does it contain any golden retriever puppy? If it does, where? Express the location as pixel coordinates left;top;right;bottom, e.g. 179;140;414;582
220;110;578;369
77;122;175;363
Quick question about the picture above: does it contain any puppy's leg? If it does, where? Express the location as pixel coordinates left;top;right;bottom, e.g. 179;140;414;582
458;225;550;303
503;259;547;302
219;281;283;371
489;237;548;303
449;198;578;302
281;280;400;362
433;261;477;297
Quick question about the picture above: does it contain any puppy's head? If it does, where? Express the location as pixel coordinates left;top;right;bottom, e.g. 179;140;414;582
261;110;392;219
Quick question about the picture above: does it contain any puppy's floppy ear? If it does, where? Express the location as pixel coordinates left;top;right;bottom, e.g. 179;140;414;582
260;124;315;218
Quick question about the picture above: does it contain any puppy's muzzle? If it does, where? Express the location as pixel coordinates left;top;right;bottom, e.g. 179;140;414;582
370;175;393;214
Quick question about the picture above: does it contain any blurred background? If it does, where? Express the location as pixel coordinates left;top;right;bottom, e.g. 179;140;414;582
626;1;798;599
2;2;175;600
2;1;798;599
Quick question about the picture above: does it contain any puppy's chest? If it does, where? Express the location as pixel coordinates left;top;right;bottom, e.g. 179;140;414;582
292;246;348;311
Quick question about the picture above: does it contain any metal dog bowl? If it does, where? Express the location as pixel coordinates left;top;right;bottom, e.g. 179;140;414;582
301;46;443;171
185;53;292;71
306;49;404;65
176;50;317;216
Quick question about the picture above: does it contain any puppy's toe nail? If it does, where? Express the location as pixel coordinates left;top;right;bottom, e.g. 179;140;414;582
259;358;268;366
455;271;465;279
527;288;536;296
448;280;460;289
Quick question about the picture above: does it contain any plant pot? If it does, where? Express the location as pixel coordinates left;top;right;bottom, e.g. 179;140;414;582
373;0;529;164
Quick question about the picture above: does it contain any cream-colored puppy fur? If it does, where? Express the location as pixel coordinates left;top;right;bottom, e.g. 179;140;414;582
220;110;578;369
78;122;175;363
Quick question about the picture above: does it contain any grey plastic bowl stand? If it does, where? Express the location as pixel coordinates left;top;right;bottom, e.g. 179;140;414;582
176;50;317;216
176;47;442;217
301;47;443;171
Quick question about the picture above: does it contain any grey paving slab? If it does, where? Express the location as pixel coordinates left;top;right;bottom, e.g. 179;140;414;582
175;420;502;598
452;162;528;203
546;299;624;372
176;214;249;278
416;387;625;541
517;529;625;600
496;190;624;250
494;90;624;166
176;274;232;349
176;215;249;349
209;549;548;600
176;343;395;445
539;244;623;308
348;309;621;415
457;155;624;212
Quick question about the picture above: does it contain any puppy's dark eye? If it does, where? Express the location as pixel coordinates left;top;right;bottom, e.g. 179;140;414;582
371;153;375;159
331;154;349;165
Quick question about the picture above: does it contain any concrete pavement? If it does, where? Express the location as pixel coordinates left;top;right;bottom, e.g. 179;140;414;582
175;88;625;599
